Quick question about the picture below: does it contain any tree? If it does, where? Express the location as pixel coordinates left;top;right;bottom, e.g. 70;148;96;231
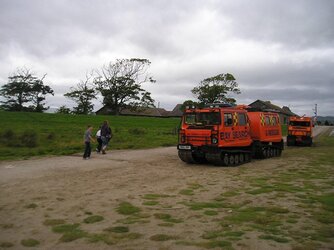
0;68;53;112
56;105;71;114
191;73;240;105
30;75;54;112
94;58;156;115
180;100;200;112
64;74;96;115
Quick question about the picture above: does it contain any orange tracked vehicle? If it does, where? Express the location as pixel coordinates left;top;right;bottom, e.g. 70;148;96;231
287;116;313;146
177;104;284;166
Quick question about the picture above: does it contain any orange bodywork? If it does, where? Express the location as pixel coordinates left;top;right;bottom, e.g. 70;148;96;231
288;116;313;138
180;107;252;148
287;116;313;146
178;105;284;165
179;107;282;148
247;112;282;143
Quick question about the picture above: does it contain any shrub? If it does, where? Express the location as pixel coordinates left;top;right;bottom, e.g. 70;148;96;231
0;129;16;146
20;130;38;147
128;128;146;135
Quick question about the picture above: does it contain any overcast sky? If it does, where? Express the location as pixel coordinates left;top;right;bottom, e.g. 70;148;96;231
0;0;333;116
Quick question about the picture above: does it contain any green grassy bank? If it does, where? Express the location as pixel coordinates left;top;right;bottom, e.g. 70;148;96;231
0;111;288;161
0;111;180;161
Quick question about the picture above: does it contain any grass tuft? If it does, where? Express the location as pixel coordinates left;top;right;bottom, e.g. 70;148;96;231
83;215;104;224
20;238;40;247
0;241;14;248
43;219;66;226
104;226;129;233
150;234;179;241
259;234;289;243
117;202;141;215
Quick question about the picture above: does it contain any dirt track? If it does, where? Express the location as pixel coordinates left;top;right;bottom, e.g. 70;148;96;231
0;126;333;249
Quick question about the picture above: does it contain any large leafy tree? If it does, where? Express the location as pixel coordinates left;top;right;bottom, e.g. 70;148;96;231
192;73;240;105
94;58;156;115
64;74;96;114
30;75;54;112
0;68;54;112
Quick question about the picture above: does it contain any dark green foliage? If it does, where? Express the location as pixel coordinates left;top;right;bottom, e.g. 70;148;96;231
95;58;156;115
56;105;71;114
64;76;96;114
0;68;53;112
192;73;240;105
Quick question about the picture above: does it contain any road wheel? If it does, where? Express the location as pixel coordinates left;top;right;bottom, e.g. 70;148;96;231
245;153;250;162
272;148;277;157
277;149;282;157
234;154;239;165
222;154;229;166
239;153;244;164
229;154;235;166
262;148;267;158
269;148;274;158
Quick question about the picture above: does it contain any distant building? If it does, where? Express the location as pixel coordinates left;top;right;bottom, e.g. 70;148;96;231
95;104;183;118
249;100;298;124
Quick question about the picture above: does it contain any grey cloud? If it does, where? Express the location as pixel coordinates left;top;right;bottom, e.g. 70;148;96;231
0;0;333;116
216;0;334;50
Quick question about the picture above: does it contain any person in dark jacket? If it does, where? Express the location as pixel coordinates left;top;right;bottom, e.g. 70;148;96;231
100;120;112;154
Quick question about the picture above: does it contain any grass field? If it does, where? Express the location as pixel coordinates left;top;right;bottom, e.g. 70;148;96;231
0;111;288;161
0;111;180;161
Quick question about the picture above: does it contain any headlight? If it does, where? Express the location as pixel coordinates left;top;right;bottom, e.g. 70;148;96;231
181;136;186;143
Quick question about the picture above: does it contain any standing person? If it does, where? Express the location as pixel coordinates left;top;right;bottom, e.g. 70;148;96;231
83;125;94;159
101;120;112;154
95;126;102;153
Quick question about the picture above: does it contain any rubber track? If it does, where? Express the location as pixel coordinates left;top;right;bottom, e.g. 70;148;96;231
178;150;197;164
206;153;226;166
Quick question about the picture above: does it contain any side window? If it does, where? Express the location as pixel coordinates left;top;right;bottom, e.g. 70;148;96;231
272;116;277;126
238;113;247;126
265;116;271;125
224;113;233;126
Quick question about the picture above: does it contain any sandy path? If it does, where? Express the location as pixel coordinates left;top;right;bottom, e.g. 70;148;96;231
0;126;333;250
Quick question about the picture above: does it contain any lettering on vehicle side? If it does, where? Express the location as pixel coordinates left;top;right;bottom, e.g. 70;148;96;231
266;130;279;136
220;131;248;139
220;132;231;139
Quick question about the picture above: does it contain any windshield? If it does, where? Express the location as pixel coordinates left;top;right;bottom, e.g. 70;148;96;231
185;112;221;125
289;121;310;127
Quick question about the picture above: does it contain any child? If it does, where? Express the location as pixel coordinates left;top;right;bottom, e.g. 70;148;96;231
83;125;94;159
95;126;102;153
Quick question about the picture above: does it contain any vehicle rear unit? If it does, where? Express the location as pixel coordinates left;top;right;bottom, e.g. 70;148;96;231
177;104;284;166
287;116;313;146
